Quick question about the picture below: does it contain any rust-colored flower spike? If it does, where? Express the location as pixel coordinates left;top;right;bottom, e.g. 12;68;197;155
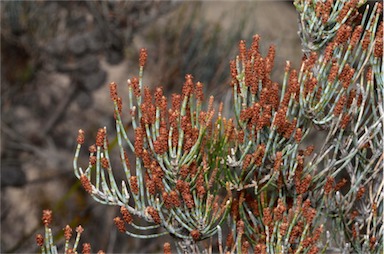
146;206;161;224
36;233;44;246
77;129;85;145
303;206;316;224
101;157;109;169
335;178;348;191
129;176;139;195
356;186;365;200
340;114;351;129
139;48;147;67
76;225;84;234
294;128;302;143
238;40;247;61
42;209;52;226
230;60;239;86
273;199;286;221
308;245;319;254
335;24;352;45
163;242;172;254
263;207;273;226
254;244;267;254
182;74;194;97
324;176;334;194
190;229;200;241
113;217;126;233
334;95;346;116
274;151;283;172
266;44;276;72
109;81;118;101
298;174;312;194
242;240;250;254
370;236;377;250
89;144;96;153
82;243;91;254
95;128;105;147
170;190;181;207
195;81;204;101
64;225;72;241
120;206;133;224
279;222;288;236
129;77;141;97
236;220;245;235
226;231;234;249
374;21;383;57
350;25;362;49
361;30;372;50
80;174;93;194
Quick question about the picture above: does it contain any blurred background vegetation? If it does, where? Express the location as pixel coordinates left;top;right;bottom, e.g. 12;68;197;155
0;1;301;253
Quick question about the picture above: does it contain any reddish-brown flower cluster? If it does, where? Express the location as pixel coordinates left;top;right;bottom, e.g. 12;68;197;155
129;176;139;195
134;127;144;157
76;225;84;234
82;243;91;254
279;219;289;237
273;106;299;140
304;77;318;96
340;113;351;129
303;199;317;224
273;151;283;172
273;199;286;221
328;61;339;83
324;176;334;194
336;0;358;23
239;40;247;61
64;225;72;241
262;207;272;227
335;24;353;45
230;60;239;87
35;234;44;246
334;178;348;191
42;209;52;226
339;64;355;89
101;157;109;169
95;128;105;147
139;48;147;67
297;174;312;195
163;242;172;254
334;95;346;116
113;217;126;233
289;221;304;244
77;129;85;145
374;22;383;58
130;77;140;97
120;206;133;224
361;30;372;50
146;206;161;224
370;236;377;250
350;25;363;49
176;180;194;209
190;229;201;241
356;186;365;200
315;0;332;23
80;174;93;194
89;155;96;166
236;220;245;235
254;244;267;254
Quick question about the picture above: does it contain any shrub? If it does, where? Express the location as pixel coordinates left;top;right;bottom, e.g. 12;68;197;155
38;0;383;253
